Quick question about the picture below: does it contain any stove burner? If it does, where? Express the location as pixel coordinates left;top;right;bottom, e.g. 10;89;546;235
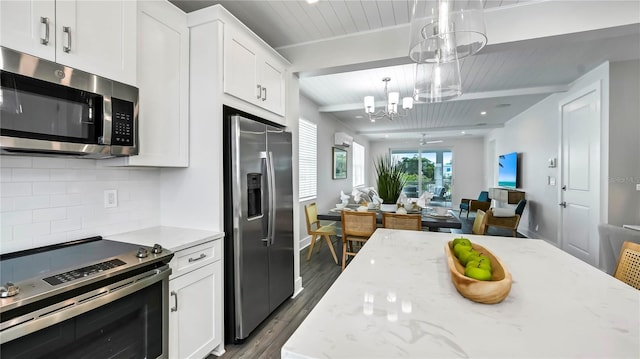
0;282;19;298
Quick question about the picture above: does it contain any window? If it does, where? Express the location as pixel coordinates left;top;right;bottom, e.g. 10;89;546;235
298;119;317;200
391;148;453;206
352;141;365;187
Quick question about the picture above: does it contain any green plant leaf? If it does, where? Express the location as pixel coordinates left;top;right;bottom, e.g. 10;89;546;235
374;154;407;204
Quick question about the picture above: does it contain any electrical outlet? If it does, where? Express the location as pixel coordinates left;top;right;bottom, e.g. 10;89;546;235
636;184;640;191
104;189;118;208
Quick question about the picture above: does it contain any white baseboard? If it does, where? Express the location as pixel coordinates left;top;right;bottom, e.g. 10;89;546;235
292;276;304;298
300;235;311;249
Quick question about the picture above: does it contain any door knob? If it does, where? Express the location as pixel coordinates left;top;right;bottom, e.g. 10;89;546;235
559;201;567;208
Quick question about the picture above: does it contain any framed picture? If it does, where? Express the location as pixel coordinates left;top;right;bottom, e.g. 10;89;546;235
332;147;347;179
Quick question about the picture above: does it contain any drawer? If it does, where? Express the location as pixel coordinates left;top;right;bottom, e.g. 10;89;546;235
172;239;222;275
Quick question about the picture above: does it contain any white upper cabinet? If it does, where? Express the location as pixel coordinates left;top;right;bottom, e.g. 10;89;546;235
0;0;136;85
108;0;189;167
0;0;56;61
223;21;287;117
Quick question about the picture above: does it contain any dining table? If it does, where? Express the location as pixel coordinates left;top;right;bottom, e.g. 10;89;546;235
282;229;640;358
317;207;462;232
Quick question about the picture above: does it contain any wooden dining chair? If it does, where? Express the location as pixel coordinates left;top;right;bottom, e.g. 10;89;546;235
340;211;377;271
382;213;422;231
614;241;640;290
304;203;339;264
472;209;487;235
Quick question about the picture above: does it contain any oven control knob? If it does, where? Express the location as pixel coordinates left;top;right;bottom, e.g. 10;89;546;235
152;244;163;254
0;282;20;298
136;247;149;258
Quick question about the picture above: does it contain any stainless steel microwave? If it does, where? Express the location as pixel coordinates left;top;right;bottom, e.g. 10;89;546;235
0;47;138;158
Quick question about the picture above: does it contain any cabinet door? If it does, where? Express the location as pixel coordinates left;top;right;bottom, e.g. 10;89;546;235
169;262;222;359
259;57;285;116
55;0;136;85
223;27;260;105
129;0;189;167
0;0;56;60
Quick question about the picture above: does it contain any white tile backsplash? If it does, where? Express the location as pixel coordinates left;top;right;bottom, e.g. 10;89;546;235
0;155;161;253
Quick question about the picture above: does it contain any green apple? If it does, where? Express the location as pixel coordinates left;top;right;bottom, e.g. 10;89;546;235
467;253;492;270
458;248;478;266
467;258;492;272
464;262;492;281
452;237;471;248
453;244;472;259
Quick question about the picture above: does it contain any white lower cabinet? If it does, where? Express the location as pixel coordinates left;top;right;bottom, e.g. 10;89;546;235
169;262;222;359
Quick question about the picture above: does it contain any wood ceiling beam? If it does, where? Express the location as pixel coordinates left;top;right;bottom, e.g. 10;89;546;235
318;85;568;113
279;1;640;75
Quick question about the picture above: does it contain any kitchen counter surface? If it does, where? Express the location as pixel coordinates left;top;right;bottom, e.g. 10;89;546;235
282;229;640;358
106;226;223;252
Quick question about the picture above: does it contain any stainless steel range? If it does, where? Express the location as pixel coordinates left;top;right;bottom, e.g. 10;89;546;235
0;236;173;358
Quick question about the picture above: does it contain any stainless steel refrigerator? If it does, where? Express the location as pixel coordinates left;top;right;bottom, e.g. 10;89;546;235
223;106;294;343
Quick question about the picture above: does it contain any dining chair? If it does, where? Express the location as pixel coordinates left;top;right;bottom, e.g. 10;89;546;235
484;199;527;237
382;213;422;231
341;211;377;271
304;203;339;264
459;191;491;219
471;209;487;235
613;241;640;290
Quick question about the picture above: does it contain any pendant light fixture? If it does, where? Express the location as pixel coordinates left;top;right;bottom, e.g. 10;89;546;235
408;0;487;64
413;50;461;103
364;77;413;122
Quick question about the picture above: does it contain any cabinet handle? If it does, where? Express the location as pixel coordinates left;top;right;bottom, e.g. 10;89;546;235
62;26;72;53
40;17;50;45
188;253;207;263
256;84;262;100
262;87;267;101
170;291;178;312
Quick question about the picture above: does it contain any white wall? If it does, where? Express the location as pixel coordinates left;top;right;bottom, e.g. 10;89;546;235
485;62;612;243
608;60;640;226
369;137;485;208
0;156;161;253
298;94;370;248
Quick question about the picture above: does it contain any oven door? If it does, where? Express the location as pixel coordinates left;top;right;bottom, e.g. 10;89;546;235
0;265;171;359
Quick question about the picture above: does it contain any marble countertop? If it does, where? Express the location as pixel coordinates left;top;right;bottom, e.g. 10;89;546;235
106;226;223;252
282;229;640;358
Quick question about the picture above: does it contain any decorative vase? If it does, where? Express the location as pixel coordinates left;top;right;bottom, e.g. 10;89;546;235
380;204;397;212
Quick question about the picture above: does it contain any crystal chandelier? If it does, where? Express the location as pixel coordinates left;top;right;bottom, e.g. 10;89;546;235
363;77;413;122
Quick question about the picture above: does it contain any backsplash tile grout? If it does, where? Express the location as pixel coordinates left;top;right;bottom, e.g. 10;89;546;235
0;156;161;253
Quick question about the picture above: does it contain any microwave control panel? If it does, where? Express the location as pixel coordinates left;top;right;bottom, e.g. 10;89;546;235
111;98;134;146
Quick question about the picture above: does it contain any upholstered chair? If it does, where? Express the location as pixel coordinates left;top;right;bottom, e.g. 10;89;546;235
459;191;491;219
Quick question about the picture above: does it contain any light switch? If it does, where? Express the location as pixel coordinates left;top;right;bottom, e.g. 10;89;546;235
548;176;556;186
636;184;640;191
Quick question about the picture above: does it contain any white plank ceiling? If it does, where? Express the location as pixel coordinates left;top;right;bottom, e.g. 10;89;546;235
170;0;640;141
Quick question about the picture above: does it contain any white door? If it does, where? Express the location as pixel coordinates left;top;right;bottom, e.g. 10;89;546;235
560;84;601;266
0;0;56;61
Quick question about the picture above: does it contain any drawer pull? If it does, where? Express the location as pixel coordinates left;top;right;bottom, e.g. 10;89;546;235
40;17;50;45
170;291;178;312
188;253;207;263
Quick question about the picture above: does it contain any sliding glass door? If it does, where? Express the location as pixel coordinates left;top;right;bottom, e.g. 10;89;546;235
391;149;453;206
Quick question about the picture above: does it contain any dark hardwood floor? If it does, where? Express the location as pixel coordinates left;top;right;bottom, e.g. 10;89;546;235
211;240;342;359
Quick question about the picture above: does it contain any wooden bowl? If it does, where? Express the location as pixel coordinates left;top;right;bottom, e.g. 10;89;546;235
444;241;512;304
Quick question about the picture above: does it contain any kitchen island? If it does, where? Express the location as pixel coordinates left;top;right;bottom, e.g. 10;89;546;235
282;229;639;358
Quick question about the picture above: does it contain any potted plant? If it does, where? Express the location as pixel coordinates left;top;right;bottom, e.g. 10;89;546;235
374;154;407;212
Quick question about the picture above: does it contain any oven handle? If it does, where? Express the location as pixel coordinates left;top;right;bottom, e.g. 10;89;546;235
0;264;171;345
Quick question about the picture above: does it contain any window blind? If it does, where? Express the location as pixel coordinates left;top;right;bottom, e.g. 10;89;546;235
298;118;317;200
352;141;365;187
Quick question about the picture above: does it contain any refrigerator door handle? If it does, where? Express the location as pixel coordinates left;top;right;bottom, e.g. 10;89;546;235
266;151;276;246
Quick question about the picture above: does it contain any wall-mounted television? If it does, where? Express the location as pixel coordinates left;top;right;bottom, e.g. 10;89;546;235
498;152;519;189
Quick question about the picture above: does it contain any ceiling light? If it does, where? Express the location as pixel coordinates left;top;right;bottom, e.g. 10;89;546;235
355;115;363;119
480;111;487;116
413;58;461;103
364;77;413;122
461;131;466;135
427;140;443;144
408;0;487;63
306;0;319;4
